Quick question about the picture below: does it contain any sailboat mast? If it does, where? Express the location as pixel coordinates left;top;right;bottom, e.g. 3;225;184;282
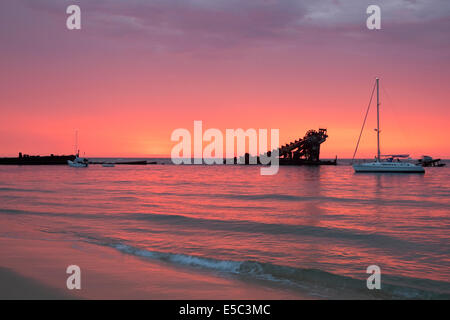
75;130;79;157
376;78;380;161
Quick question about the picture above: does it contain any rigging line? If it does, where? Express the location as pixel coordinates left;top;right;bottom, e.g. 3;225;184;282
351;81;376;163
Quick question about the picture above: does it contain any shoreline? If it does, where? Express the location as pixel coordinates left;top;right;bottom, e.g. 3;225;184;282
0;235;311;300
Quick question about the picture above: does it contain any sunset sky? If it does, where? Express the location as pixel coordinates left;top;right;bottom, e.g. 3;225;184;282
1;0;449;158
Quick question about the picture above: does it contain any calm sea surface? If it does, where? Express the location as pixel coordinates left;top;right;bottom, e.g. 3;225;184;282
0;161;449;299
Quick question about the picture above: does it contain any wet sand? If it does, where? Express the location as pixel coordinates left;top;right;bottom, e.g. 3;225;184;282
0;236;310;300
0;267;72;299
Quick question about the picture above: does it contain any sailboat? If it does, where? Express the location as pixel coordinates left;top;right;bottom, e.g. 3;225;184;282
68;156;89;168
68;131;89;168
352;78;424;173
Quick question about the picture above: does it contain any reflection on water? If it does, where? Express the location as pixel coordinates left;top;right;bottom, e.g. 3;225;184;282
0;163;449;298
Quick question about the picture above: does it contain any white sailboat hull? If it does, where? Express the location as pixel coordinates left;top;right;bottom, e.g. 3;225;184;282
68;160;88;168
353;162;424;173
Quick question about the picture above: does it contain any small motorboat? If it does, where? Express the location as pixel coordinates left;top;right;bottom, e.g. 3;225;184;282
416;155;446;167
68;156;88;167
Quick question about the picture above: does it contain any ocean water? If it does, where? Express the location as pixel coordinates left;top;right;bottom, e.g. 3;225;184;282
0;161;449;299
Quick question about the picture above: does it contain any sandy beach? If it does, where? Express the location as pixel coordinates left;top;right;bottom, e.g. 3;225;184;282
0;235;309;300
0;267;72;300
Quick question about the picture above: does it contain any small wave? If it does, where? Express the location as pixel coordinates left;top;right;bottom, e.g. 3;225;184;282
151;191;446;209
0;208;436;253
0;187;53;193
125;212;429;252
111;243;450;299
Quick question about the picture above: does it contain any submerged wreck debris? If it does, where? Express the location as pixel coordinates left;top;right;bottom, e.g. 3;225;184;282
237;128;336;166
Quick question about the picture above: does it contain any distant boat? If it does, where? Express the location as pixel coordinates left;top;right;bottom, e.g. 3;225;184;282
102;163;115;167
416;155;446;167
68;156;88;167
68;130;88;167
352;78;424;173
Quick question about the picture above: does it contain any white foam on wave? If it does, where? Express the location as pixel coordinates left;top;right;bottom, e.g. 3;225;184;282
111;243;450;299
114;244;243;273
